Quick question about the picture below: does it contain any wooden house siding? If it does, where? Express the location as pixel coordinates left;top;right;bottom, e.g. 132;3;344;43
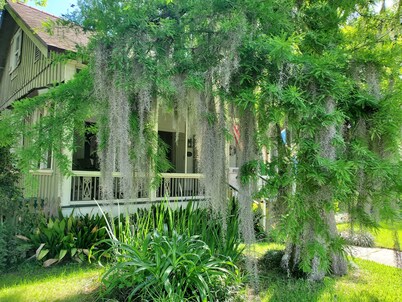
0;30;65;109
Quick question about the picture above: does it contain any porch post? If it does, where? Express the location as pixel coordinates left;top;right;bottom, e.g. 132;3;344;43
184;109;188;173
59;149;72;208
58;66;80;211
149;98;159;201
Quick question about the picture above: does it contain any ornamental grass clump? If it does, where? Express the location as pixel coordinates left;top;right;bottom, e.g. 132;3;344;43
96;201;243;301
340;230;375;248
101;230;240;302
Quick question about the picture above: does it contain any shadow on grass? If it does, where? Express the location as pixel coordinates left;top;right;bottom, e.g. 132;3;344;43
255;249;337;302
255;249;396;302
257;269;337;302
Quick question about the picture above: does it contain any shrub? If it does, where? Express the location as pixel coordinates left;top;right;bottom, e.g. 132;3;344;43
102;230;240;302
0;225;7;270
106;200;243;263
253;202;267;241
0;147;45;271
0;222;34;271
258;249;284;272
340;230;375;247
30;212;108;266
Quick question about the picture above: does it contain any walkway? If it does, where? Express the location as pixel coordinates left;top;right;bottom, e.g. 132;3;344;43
349;246;402;268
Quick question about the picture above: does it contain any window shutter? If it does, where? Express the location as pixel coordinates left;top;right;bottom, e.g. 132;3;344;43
8;36;15;73
9;29;22;73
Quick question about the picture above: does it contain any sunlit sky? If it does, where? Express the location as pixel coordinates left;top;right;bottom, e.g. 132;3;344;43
26;0;396;18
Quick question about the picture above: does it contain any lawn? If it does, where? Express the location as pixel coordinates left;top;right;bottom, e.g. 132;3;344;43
256;245;402;302
337;221;402;250
1;247;400;302
0;263;103;302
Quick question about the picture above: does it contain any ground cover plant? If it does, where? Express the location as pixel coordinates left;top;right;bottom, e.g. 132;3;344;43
29;212;109;266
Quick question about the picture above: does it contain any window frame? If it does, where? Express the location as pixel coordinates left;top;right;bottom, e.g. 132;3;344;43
9;28;22;74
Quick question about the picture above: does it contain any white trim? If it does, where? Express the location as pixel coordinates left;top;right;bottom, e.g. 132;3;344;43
9;28;22;74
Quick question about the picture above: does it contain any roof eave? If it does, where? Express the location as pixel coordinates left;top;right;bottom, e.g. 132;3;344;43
5;2;49;58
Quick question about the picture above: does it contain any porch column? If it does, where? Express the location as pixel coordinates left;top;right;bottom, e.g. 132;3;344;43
184;109;188;173
59;148;73;208
149;98;159;201
59;64;78;208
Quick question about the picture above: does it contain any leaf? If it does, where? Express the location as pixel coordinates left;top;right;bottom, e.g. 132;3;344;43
59;249;68;261
71;248;77;257
67;215;73;232
36;243;46;259
15;235;30;241
37;248;49;260
43;258;58;267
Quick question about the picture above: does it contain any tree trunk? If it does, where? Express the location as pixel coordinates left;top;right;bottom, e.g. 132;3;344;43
282;97;348;281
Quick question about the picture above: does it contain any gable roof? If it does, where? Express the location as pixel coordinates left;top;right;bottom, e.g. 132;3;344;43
5;0;89;52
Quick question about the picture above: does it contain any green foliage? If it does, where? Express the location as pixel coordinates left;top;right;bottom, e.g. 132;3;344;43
1;0;401;282
0;69;94;175
0;223;34;272
340;230;375;248
258;249;285;272
0;148;45;271
0;0;47;10
102;230;240;302
0;147;21;218
253;202;267;241
97;201;243;301
99;201;243;263
29;212;108;266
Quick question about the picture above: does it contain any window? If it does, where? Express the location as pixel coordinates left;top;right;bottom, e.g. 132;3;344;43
9;28;22;73
72;122;99;171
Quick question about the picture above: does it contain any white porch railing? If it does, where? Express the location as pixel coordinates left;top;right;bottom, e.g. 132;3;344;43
156;173;204;200
70;171;204;202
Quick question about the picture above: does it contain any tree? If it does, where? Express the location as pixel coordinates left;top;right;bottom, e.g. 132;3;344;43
0;0;47;10
0;0;400;282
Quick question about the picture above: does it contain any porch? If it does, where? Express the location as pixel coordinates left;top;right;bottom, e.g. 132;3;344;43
28;169;206;215
69;171;205;203
24;107;240;215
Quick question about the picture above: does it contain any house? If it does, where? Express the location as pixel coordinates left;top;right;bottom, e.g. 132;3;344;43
0;1;240;215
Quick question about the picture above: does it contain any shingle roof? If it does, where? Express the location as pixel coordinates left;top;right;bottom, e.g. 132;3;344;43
6;0;89;52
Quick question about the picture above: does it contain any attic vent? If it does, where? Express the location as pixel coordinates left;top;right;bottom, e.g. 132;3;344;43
34;46;41;62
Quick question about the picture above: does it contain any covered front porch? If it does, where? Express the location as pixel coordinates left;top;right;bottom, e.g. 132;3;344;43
24;108;239;215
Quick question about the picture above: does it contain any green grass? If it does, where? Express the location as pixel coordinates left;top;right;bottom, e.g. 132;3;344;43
372;222;402;250
255;244;402;302
337;221;402;250
0;263;103;302
241;242;285;258
258;258;401;302
1;242;400;302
